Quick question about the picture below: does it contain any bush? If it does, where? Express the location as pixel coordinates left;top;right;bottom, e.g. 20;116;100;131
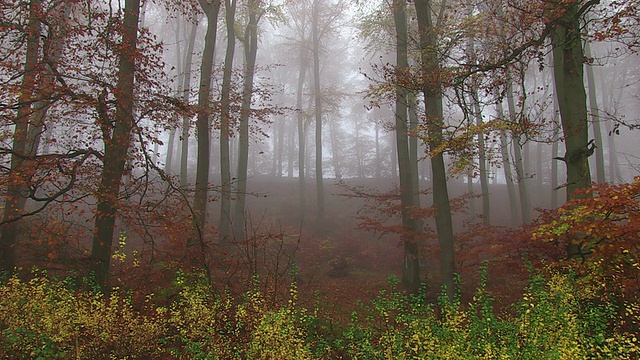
1;266;637;359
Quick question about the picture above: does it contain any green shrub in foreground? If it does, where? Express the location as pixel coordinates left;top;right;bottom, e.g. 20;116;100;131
341;267;640;359
0;266;638;359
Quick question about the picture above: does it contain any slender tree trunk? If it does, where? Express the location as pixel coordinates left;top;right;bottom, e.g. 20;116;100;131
465;4;489;224
473;101;490;224
231;0;259;241
408;93;420;204
0;1;42;273
584;39;605;183
394;0;420;291
312;0;325;228
599;75;621;183
550;3;592;199
375;121;381;180
415;0;455;299
497;100;519;224
297;56;308;214
329;119;341;178
277;116;285;177
507;80;531;223
287;119;295;177
180;18;199;186
90;0;140;288
219;0;236;242
390;132;398;179
192;0;221;247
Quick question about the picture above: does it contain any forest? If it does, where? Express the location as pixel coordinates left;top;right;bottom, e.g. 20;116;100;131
0;0;639;358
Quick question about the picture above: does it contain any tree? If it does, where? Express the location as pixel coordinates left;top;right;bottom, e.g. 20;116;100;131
392;0;420;291
0;0;42;273
312;0;325;228
90;0;142;288
549;0;595;200
232;0;261;241
192;0;221;248
219;0;237;242
414;0;456;300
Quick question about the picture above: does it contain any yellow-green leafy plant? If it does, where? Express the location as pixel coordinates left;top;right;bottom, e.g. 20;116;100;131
247;283;315;359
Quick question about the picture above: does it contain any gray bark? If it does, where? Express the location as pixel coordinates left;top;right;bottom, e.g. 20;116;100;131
219;0;236;242
232;0;260;241
414;0;455;299
312;0;325;228
192;0;221;247
393;0;420;291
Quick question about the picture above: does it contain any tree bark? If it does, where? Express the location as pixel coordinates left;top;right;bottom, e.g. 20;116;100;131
219;0;236;243
90;0;140;288
584;39;605;183
232;0;259;242
550;2;592;199
497;100;519;224
297;54;308;214
180;17;199;186
192;0;221;247
414;0;456;300
312;0;325;229
0;0;42;273
507;79;531;223
394;0;420;291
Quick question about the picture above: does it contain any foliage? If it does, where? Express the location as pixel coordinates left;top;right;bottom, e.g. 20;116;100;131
0;271;165;359
533;177;640;300
341;267;639;359
1;262;639;359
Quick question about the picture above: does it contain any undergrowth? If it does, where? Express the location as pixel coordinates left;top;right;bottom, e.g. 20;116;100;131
0;264;638;359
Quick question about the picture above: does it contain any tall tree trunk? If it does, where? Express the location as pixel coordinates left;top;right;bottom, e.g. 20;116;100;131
507;80;531;223
192;0;221;247
465;4;489;224
297;55;308;214
550;2;592;199
90;0;140;288
312;0;325;228
287;119;295;177
374;120;381;180
21;3;70;211
329;118;341;178
180;17;199;186
277;113;285;177
394;0;420;291
0;0;42;273
408;93;422;211
584;39;605;183
473;101;490;224
219;0;236;242
497;101;519;224
231;0;259;241
599;75;621;183
551;95;562;208
414;0;455;299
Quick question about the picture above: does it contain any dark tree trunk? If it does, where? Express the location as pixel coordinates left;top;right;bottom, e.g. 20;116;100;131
414;0;456;300
550;2;592;200
192;0;221;247
90;0;140;288
0;0;42;273
393;0;420;291
219;0;236;243
232;0;259;241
